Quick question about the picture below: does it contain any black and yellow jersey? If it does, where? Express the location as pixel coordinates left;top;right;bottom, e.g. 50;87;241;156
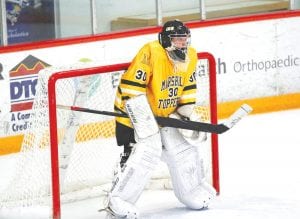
114;40;197;128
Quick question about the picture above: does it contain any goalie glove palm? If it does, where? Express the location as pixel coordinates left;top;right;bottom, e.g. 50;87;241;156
175;104;207;143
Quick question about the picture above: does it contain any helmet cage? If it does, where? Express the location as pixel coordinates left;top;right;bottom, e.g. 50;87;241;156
168;34;191;50
158;20;191;62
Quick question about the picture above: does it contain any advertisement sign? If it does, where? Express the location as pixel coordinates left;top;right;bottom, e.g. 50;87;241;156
0;54;51;136
6;0;55;44
0;63;3;80
191;18;300;102
9;55;51;132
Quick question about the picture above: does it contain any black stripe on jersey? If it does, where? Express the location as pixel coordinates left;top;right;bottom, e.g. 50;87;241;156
114;105;127;115
118;86;122;94
121;79;146;88
121;96;130;101
178;101;196;107
183;84;196;91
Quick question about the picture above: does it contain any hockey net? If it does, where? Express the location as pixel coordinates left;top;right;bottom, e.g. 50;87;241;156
0;52;218;218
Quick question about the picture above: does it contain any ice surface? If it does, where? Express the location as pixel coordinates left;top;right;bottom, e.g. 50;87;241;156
1;109;300;219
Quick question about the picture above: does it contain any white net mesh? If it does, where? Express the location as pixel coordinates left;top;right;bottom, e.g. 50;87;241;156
0;57;216;216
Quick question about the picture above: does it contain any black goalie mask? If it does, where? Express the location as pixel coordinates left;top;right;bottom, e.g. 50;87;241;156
158;20;191;62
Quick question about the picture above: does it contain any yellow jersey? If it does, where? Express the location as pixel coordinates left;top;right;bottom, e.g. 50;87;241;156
114;40;197;127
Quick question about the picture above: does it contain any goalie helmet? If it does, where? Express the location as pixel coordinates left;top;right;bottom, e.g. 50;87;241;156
158;20;191;62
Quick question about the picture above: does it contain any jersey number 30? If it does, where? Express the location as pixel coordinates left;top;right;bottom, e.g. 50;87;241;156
135;70;146;81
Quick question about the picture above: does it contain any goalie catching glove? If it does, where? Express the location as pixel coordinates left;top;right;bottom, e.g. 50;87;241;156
170;104;207;143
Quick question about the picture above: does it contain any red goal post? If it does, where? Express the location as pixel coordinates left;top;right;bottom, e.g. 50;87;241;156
47;52;219;219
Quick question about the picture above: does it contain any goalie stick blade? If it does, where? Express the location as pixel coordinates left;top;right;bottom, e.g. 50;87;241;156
223;104;253;129
156;104;252;134
156;116;229;134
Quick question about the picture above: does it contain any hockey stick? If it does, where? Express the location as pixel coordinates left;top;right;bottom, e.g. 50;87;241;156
57;104;252;134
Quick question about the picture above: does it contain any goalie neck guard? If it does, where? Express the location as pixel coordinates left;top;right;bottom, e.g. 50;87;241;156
158;20;191;63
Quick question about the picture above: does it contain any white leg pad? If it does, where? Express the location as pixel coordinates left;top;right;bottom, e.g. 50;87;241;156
161;127;216;209
108;133;162;217
107;196;139;219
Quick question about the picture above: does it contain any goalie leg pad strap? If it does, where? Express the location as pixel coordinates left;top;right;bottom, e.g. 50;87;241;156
108;133;162;217
161;127;216;209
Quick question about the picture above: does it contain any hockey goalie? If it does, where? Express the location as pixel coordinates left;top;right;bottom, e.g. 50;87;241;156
101;20;217;218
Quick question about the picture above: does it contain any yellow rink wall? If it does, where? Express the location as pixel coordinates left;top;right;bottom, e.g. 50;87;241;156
218;93;300;118
1;93;300;156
